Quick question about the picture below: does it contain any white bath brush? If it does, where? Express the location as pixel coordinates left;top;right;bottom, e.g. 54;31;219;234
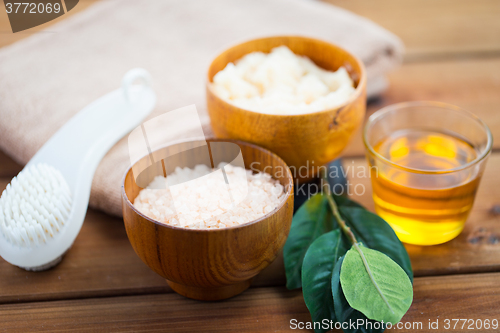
0;68;156;271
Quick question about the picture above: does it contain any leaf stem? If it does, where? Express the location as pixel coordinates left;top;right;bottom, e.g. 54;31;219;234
353;243;395;315
321;170;358;245
321;170;396;315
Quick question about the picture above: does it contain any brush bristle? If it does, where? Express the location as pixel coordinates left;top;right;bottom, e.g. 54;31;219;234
0;164;72;247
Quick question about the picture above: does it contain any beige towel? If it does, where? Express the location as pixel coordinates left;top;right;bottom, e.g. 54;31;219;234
0;0;403;217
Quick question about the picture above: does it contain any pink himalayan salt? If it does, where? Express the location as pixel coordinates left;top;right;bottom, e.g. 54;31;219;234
133;163;285;229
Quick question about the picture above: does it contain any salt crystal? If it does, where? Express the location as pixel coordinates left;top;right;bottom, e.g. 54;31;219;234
134;164;285;229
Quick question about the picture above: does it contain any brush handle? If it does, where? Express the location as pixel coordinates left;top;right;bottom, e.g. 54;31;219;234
28;68;155;185
0;69;156;269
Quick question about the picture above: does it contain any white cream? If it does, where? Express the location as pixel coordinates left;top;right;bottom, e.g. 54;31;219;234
212;46;355;115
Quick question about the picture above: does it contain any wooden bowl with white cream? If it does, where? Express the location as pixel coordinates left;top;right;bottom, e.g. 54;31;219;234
207;36;366;183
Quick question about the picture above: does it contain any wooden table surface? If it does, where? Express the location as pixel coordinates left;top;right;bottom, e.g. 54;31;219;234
1;1;500;332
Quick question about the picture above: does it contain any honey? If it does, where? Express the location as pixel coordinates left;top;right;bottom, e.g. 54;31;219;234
370;129;481;245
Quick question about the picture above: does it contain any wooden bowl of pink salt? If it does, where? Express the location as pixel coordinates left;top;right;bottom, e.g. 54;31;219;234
121;138;294;301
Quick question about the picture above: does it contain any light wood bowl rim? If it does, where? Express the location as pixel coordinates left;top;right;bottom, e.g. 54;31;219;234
121;138;294;233
206;35;367;118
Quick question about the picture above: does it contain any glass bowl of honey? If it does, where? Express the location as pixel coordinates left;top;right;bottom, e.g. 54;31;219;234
363;101;493;245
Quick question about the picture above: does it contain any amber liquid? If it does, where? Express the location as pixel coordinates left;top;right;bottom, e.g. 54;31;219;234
371;129;480;245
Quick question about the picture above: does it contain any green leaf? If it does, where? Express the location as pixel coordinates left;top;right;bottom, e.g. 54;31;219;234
332;256;385;333
284;194;336;289
340;244;414;324
302;230;348;333
338;206;413;282
333;194;365;209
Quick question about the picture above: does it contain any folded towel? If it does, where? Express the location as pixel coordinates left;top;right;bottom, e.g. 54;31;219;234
0;0;403;217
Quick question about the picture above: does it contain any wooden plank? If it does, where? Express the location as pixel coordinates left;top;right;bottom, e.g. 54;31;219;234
0;156;499;303
344;57;500;157
0;155;499;303
325;0;500;60
0;0;99;48
343;153;500;276
1;272;499;332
